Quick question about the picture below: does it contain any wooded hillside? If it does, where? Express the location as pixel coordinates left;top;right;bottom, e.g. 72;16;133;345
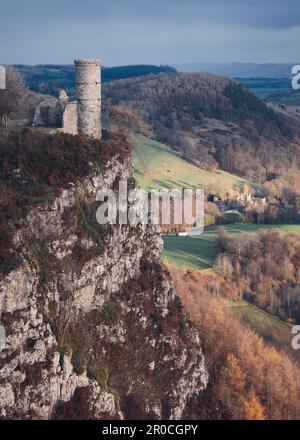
104;72;300;183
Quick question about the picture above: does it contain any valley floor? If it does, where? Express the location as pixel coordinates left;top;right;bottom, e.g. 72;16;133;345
165;223;300;366
163;223;300;270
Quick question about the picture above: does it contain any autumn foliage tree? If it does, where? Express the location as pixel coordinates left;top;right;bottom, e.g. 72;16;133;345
243;391;266;420
215;228;300;322
169;266;300;420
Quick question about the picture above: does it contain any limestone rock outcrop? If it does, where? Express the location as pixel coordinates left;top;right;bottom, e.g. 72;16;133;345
0;151;208;420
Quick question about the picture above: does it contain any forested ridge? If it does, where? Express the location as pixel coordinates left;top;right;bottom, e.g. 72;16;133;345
104;72;300;184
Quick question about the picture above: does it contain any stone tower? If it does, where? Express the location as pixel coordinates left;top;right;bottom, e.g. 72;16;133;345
74;59;102;139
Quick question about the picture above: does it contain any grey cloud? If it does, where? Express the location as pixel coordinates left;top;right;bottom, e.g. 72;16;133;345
0;0;299;64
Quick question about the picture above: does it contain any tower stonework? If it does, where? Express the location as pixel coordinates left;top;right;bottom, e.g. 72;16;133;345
74;59;102;139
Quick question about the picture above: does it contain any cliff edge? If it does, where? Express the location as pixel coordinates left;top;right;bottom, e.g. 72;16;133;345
0;130;208;419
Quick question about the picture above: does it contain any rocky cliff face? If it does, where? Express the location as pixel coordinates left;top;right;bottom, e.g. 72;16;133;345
0;148;208;420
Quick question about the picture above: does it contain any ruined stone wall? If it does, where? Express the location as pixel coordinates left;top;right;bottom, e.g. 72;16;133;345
75;59;102;139
62;101;78;135
32;98;62;127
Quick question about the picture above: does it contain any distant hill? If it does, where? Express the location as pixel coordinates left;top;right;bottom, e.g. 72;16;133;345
14;64;176;96
104;72;300;183
173;62;295;78
236;77;300;107
173;63;300;106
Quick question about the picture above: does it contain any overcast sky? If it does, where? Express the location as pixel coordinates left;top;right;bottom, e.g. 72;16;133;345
0;0;300;65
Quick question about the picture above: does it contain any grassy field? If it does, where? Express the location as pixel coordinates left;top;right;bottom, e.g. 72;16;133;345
163;223;300;270
163;234;215;270
132;134;248;194
229;300;292;343
228;300;300;361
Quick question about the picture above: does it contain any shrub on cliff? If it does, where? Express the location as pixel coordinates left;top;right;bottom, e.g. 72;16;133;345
0;129;130;274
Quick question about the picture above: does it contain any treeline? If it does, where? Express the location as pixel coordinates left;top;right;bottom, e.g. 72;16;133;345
170;267;300;420
103;72;300;182
215;228;300;323
14;64;176;96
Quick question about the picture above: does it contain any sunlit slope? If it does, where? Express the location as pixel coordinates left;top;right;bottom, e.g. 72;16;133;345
132;134;247;193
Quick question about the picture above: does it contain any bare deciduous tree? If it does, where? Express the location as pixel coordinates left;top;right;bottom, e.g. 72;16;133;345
0;66;29;119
